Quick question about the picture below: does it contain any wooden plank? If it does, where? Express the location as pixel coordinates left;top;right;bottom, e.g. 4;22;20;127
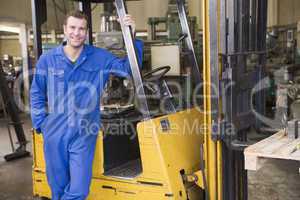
244;130;300;171
244;154;266;171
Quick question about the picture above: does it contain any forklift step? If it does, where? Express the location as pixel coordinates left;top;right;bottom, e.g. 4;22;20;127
104;159;142;179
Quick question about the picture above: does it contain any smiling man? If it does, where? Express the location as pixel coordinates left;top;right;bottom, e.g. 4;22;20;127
30;10;143;200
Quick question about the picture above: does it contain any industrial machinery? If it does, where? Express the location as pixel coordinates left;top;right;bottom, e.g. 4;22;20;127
146;0;202;77
0;53;29;161
1;55;16;81
0;62;30;161
31;0;268;200
262;23;300;133
145;0;203;113
147;0;197;41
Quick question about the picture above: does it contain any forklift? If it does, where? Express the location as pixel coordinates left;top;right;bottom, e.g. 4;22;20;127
31;0;268;199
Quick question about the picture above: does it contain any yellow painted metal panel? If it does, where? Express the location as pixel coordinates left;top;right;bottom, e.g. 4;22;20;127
32;132;46;172
32;170;51;198
202;0;223;199
137;108;205;199
89;178;169;200
33;171;170;200
92;134;104;178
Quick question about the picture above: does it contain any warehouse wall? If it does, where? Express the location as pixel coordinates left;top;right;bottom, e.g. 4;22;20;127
0;0;202;31
188;0;202;28
129;0;202;30
1;0;300;31
267;0;278;27
0;0;31;26
91;0;202;32
0;39;21;57
0;0;75;30
278;0;300;26
268;0;300;27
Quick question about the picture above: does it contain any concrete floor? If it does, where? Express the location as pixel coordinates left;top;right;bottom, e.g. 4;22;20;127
0;114;299;200
0;114;33;200
248;160;300;200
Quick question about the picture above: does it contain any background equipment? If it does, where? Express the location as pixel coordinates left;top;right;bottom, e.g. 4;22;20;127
0;62;29;161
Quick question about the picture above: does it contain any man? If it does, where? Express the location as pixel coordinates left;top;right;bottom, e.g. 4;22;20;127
30;10;143;200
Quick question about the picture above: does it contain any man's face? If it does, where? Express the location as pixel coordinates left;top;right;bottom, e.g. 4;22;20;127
63;16;88;48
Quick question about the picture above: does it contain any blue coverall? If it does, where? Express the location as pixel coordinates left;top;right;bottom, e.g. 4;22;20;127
30;40;143;200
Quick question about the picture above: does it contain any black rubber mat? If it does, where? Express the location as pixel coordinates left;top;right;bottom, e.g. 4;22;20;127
104;159;142;179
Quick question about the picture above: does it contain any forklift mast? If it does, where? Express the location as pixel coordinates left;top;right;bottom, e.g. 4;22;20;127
202;0;268;200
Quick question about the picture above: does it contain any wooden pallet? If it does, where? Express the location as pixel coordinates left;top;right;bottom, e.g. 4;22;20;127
244;130;300;171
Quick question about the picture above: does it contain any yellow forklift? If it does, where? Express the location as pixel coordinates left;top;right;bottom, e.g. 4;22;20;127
31;0;268;199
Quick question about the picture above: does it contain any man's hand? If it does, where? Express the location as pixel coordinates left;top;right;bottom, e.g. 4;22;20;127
119;14;136;36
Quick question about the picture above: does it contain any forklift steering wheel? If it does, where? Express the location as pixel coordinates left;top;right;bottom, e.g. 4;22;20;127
142;66;171;82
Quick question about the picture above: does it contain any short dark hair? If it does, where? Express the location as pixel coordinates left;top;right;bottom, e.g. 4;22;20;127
64;10;88;25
